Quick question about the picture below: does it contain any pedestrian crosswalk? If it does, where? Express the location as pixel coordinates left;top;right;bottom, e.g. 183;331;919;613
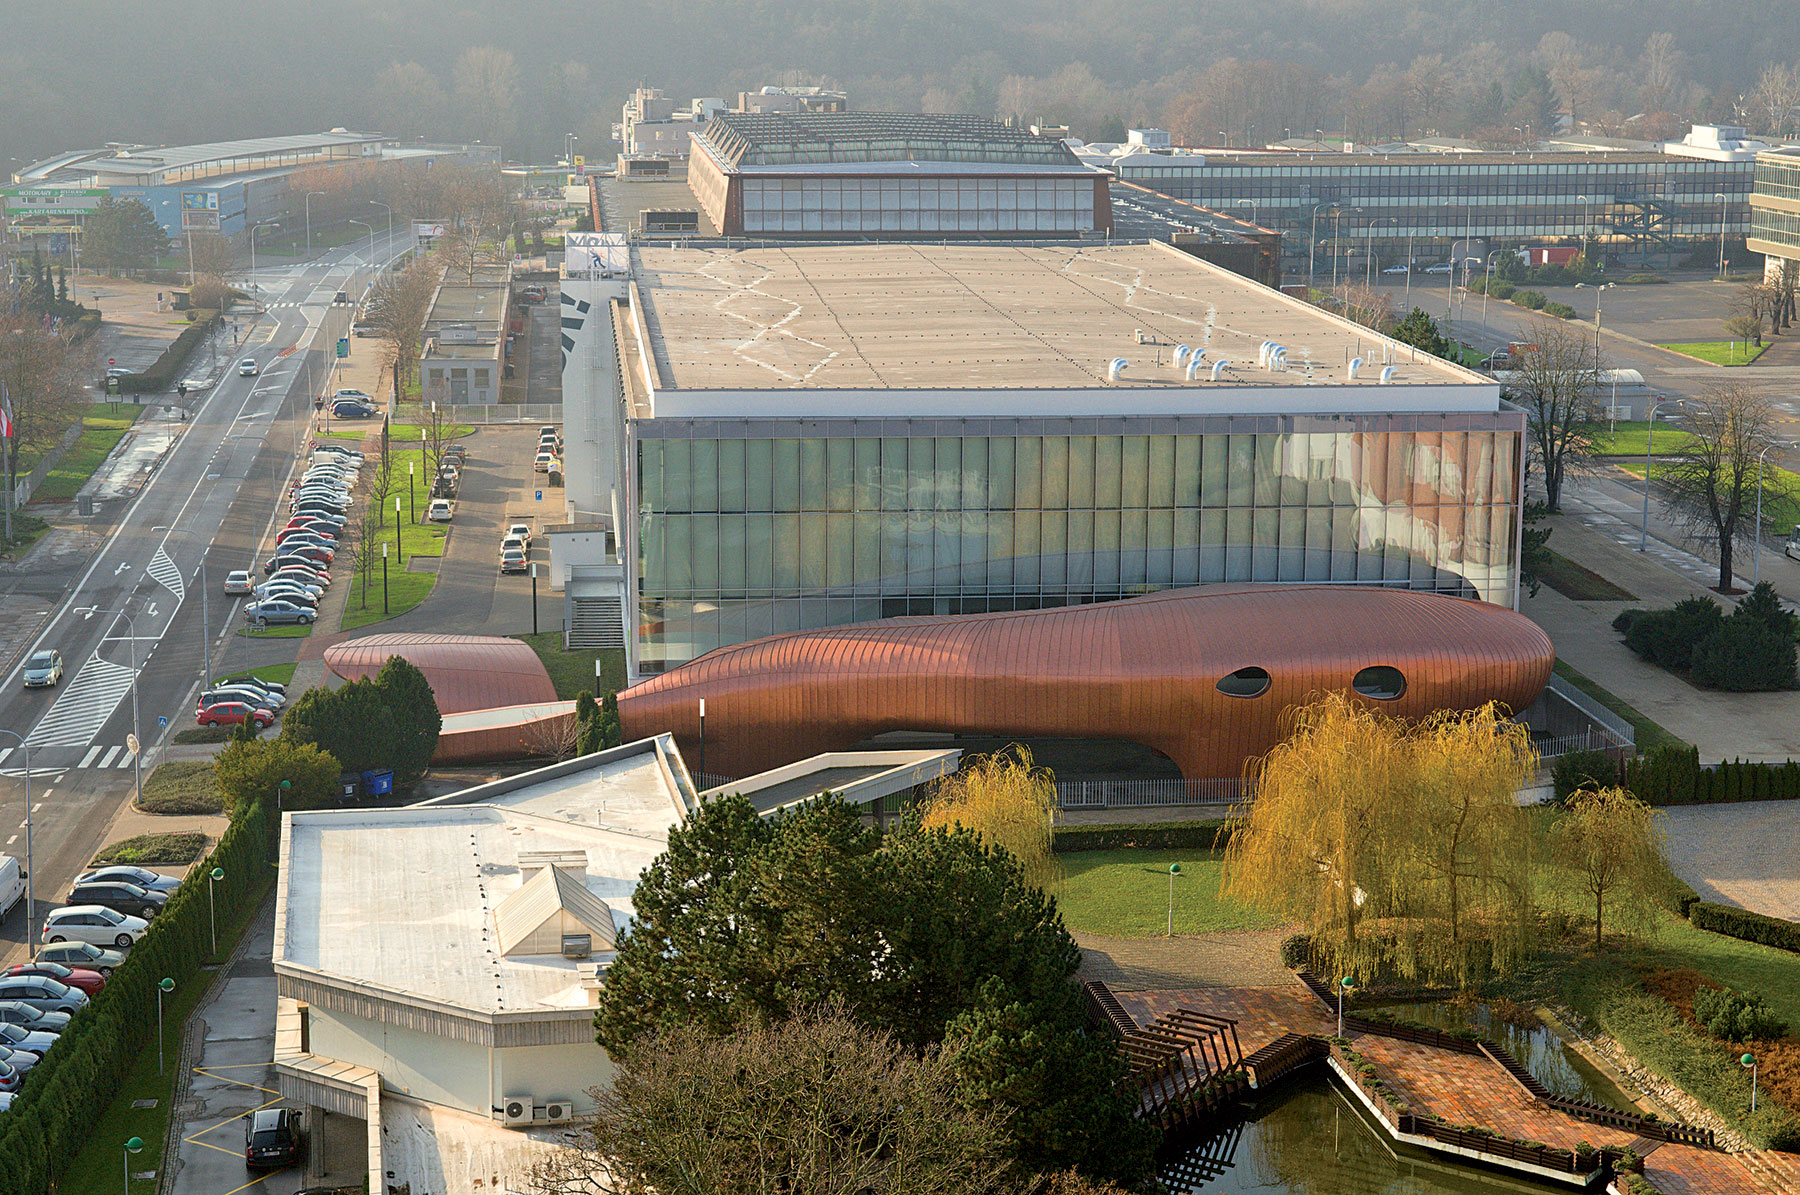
76;744;138;769
24;657;137;748
148;548;185;601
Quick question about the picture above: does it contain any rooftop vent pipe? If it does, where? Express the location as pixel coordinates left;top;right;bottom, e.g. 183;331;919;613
1268;347;1288;371
1379;365;1398;383
1211;358;1230;381
1172;344;1191;368
1107;357;1128;383
1184;350;1208;381
1258;340;1277;368
1347;356;1364;380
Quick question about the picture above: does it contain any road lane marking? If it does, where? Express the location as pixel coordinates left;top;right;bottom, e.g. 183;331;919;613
25;658;136;748
97;746;120;769
0;749;9;767
78;746;102;768
117;751;135;769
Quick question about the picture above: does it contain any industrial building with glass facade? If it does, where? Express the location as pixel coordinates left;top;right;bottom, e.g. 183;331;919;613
556;240;1520;676
1749;146;1800;271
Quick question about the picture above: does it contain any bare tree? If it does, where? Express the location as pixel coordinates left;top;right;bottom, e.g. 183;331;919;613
1657;383;1780;591
1729;281;1778;346
1503;316;1602;513
0;315;90;455
1330;281;1391;330
421;398;456;486
367;255;439;396
519;711;580;761
366;442;396;532
1748;62;1800;138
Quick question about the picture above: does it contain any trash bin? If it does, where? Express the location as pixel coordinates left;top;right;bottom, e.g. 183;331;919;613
339;776;360;802
361;769;395;797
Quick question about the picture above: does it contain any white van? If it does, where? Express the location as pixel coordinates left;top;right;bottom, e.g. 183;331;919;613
0;856;24;923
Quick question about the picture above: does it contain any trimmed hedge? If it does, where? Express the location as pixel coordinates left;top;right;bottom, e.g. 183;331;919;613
1051;819;1230;853
1689;901;1800;954
117;313;217;393
0;796;276;1191
1625;745;1800;805
1542;301;1577;319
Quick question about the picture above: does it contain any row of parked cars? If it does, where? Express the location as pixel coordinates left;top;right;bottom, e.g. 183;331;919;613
0;857;185;1107
253;441;370;628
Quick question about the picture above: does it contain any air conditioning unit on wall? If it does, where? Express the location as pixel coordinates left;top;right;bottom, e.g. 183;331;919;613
543;1099;573;1123
502;1097;533;1127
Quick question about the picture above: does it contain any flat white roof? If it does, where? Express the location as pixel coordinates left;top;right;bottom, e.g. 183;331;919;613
276;739;694;1016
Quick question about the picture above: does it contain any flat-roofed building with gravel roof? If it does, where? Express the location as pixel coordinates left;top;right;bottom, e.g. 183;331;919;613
557;238;1521;675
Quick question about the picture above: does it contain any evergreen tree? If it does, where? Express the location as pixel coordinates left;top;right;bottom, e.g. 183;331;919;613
1391;306;1452;358
281;679;399;774
373;655;442;782
80;197;170;273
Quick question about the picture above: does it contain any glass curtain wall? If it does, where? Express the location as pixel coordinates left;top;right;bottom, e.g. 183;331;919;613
635;416;1520;669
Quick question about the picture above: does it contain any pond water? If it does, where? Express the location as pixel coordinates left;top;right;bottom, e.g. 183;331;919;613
1158;1076;1563;1194
1374;999;1637;1111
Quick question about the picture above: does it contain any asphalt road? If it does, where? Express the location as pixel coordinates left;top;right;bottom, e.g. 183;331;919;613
0;238;413;966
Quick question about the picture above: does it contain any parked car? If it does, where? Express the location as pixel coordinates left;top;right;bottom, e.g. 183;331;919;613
0;1059;18;1094
196;700;275;729
500;548;527;574
0;1001;71;1033
256;585;319;609
506;523;532;545
430;477;457;500
270;562;331;586
0;855;23;922
286;515;346;534
20;650;62;689
539;426;559;440
238;358;260;376
333;389;374;402
533;451;559;473
213;676;285;702
33;941;122;976
0;975;88;1015
40;905;147;950
274;532;337;554
427;498;454;522
351;322;378;337
203;685;289;710
66;881;166;921
313;444;364;462
0;1019;62;1056
501;535;527;555
245;1107;306;1170
269;571;330;594
223;571;255;596
75;865;182;895
244;600;315;627
6;962;104;996
332;400;377;419
0;1044;40;1075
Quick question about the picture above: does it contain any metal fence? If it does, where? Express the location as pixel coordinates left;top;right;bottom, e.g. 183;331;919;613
1520;673;1636;762
1054;778;1254;810
394;402;562;425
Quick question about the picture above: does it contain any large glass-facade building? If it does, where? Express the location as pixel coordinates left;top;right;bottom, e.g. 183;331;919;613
1749;148;1800;267
634;415;1519;669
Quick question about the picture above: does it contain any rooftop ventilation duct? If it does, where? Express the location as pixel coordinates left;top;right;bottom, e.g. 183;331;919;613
1379;365;1398;383
1172;344;1191;368
1257;340;1277;368
1184;351;1209;381
1347;356;1364;380
1106;358;1128;383
1268;347;1288;372
1211;358;1231;381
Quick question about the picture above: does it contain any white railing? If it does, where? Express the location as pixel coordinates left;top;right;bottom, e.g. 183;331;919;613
1054;778;1254;810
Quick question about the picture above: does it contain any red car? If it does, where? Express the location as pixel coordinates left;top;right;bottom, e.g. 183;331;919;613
197;700;274;729
6;961;105;996
276;526;337;547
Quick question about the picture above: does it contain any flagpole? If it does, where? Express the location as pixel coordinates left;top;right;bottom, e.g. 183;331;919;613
2;381;12;544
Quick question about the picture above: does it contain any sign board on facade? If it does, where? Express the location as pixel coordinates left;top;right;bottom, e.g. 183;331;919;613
1;187;107;216
564;231;629;275
413;222;446;239
180;190;222;231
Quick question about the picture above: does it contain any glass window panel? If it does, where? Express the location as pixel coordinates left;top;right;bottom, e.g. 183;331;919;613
1040;511;1067;586
1092;510;1120;586
773;439;800;511
747;516;773;591
1013;511;1040;587
1042;437;1069;509
1305;507;1333;581
1146;510;1174;584
963;437;988;511
1226;435;1255;507
909;438;934;510
988;437;1014;509
881;512;909;585
1120;509;1148;586
1066;511;1095;588
1015;437;1042;508
1224;509;1251;581
1068;435;1095;510
640;440;664;512
691;440;718;512
826;438;854;511
716;439;746;512
1358;508;1388;580
986;511;1014;589
662;439;692;511
826;514;853;588
935;437;962;510
800;439;827;511
960;511;988;586
772;515;800;589
1189;435;1215;507
665;517;693;591
907;509;934;580
1279;508;1307;580
1148;435;1176;508
692;516;720;590
719;516;746;590
641;515;665;590
745;438;774;512
1096;436;1124;510
1438;431;1466;504
1254;434;1286;508
1252;509;1281;580
854;438;881;510
881;438;908;510
1121;436;1149;509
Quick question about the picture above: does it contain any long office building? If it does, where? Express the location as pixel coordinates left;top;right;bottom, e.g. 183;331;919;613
1082;132;1754;269
1749;145;1800;275
557;239;1521;676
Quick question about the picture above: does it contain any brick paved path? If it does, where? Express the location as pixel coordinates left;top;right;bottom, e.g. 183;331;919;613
1077;929;1292;991
1118;976;1786;1194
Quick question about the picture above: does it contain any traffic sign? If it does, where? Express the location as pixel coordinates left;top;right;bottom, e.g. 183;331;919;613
535;489;543;501
336;337;349;359
108;357;115;366
126;733;140;756
157;715;168;728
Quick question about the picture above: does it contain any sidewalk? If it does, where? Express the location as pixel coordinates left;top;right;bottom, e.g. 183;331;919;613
1527;472;1800;762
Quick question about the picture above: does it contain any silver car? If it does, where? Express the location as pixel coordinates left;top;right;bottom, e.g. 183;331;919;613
0;1020;60;1055
0;977;86;1016
244;600;315;627
0;1002;69;1033
75;865;181;895
20;650;63;688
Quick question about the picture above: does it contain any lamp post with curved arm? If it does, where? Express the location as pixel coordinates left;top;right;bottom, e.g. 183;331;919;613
369;200;393;256
1366;217;1398;287
76;607;142;808
304;190;326;254
1754;440;1796;585
1716;191;1730;280
1234;198;1258;227
1309;203;1335;289
1331;206;1363;291
1641;397;1680;551
1482;249;1509;338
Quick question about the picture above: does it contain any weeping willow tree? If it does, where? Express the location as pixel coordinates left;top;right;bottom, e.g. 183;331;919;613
1222;694;1539;984
922;746;1061;892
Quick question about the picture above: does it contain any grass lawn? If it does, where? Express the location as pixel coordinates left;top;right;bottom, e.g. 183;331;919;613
172;725;234;745
1536;549;1636;601
1656;341;1769;365
1587;420;1699;458
341;569;435;630
515;633;627;699
389;421;476;441
30;402;151;503
1551;658;1689;753
91;832;208;865
234;622;312;639
1610;459;1800;535
1053;849;1280;937
241;662;296;686
0;511;53;562
56;875;273;1195
139;761;223;815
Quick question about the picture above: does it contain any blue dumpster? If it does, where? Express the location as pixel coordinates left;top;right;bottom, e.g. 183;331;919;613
361;769;395;797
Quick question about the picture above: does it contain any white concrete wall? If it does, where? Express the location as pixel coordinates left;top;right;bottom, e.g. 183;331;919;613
557;279;630;528
309;1007;493;1115
496;1041;616;1115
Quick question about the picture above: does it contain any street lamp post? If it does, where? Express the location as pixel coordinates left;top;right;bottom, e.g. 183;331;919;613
1331;206;1362;291
1366;217;1398;288
1338;976;1356;1037
1309;203;1335;289
0;731;32;953
408;461;415;524
1482;249;1508;338
1577;194;1592;263
156;976;174;1074
1754;441;1793;585
1641;397;1679;551
1575;281;1616;365
369;200;393;255
1165;861;1182;936
79;608;143;807
395;496;404;565
248;219;280;293
123;1137;143;1194
304;191;326;254
1716;191;1730;280
208;866;225;955
530;561;540;635
1745;1053;1760;1112
382;542;389;614
1234;198;1258;227
697;697;707;781
348;220;373;278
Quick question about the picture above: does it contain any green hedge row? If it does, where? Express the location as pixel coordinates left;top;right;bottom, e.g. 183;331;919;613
1689;901;1800;954
1594;989;1800;1149
0;796;275;1191
118;313;217;393
1051;820;1231;853
1625;745;1800;805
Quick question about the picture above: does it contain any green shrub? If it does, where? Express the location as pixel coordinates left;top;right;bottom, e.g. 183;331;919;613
1514;289;1547;310
91;832;208;865
1734;582;1798;640
1622;597;1721;672
1612;607;1650;634
1690;617;1799;691
1553;749;1618;801
213;737;341;813
116;314;218;392
1051;820;1231;853
1689;901;1800;954
1622;274;1668;284
1594;989;1800;1148
1693;985;1788;1041
1280;933;1312;969
1542;301;1577;319
1663;875;1702;918
138;761;223;814
1489;280;1516;301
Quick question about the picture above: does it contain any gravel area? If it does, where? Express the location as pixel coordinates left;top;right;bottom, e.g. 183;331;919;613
1658;800;1800;920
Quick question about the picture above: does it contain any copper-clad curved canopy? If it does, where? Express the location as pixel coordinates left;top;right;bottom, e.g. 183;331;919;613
322;633;557;715
617;585;1553;780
